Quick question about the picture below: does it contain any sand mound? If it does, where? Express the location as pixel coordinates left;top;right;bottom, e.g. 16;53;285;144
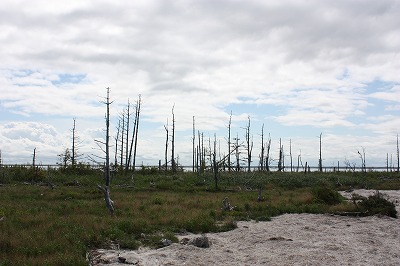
90;190;400;266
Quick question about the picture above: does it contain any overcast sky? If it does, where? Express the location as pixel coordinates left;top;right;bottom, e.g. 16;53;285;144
1;0;399;168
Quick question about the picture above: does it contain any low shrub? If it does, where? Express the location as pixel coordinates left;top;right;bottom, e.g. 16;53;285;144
312;185;342;205
358;192;397;218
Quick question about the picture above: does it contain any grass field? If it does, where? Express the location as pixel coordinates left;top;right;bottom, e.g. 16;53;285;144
0;167;399;265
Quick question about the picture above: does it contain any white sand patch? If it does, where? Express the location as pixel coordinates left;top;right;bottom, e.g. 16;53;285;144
90;190;400;266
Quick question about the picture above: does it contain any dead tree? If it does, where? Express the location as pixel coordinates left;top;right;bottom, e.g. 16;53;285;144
245;116;253;172
265;134;271;172
58;148;71;169
259;124;265;171
114;120;121;167
124;100;130;170
397;134;399;173
192;116;195;172
131;95;141;172
213;134;218;189
120;112;125;167
164;119;169;171
278;138;283;172
357;148;366;173
227;111;232;172
71;118;77;166
70;118;83;166
97;87;114;215
318;133;322;172
234;133;241;171
32;147;37;183
289;139;293;172
171;105;176;173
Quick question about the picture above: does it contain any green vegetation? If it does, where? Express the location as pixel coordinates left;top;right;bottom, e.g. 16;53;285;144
0;166;399;265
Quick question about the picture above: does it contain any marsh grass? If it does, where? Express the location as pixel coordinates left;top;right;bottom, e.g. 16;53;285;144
0;169;399;265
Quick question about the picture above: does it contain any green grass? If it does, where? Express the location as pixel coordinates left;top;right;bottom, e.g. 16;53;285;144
0;167;399;265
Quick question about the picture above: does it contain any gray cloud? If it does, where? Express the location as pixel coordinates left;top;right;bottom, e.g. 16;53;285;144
1;0;399;165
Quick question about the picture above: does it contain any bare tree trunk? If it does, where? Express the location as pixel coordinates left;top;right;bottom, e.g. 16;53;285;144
127;108;136;170
227;111;232;172
132;95;141;172
319;133;322;172
397;134;399;173
259;124;265;171
32;147;37;183
290;139;293;172
98;87;114;215
164;119;169;172
387;153;389;173
245;116;253;172
198;131;202;173
235;133;240;172
213;134;218;189
357;148;366;173
278;138;283;172
114;120;121;167
71;118;76;166
125;100;130;170
120;112;125;167
192;116;195;172
171;105;176;173
265;134;271;172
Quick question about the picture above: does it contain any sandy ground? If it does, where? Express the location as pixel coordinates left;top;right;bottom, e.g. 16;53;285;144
90;190;400;266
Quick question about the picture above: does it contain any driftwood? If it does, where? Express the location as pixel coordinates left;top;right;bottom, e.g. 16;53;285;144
222;197;235;211
97;184;114;214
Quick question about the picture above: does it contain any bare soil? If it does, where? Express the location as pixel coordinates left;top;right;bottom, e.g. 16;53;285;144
90;190;400;266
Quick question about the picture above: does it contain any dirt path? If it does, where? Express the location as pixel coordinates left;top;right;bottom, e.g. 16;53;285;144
90;190;400;266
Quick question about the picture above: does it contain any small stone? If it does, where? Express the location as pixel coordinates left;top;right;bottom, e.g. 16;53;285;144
180;238;190;245
160;238;172;247
190;235;211;248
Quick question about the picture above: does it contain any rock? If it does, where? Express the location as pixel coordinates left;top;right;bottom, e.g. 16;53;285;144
190;235;211;248
160;238;172;247
180;238;190;245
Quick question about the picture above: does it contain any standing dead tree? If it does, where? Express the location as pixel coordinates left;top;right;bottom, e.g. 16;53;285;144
213;134;219;189
97;87;114;215
164;119;169;171
32;147;37;183
227;111;232;172
70;118;83;167
357;147;366;173
124;100;130;170
259;124;265;171
245;116;253;172
265;134;271;172
397;134;399;173
289;139;293;172
71;118;77;166
318;133;323;172
130;95;141;173
114;120;121;167
278;138;284;172
171;105;176;173
119;112;125;168
234;133;241;171
192;116;195;172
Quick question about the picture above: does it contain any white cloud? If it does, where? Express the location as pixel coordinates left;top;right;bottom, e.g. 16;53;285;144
0;0;399;165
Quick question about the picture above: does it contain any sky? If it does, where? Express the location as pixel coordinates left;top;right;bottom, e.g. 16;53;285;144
0;0;399;169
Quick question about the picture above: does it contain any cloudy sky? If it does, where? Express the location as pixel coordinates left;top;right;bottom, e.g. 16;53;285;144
1;0;399;169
